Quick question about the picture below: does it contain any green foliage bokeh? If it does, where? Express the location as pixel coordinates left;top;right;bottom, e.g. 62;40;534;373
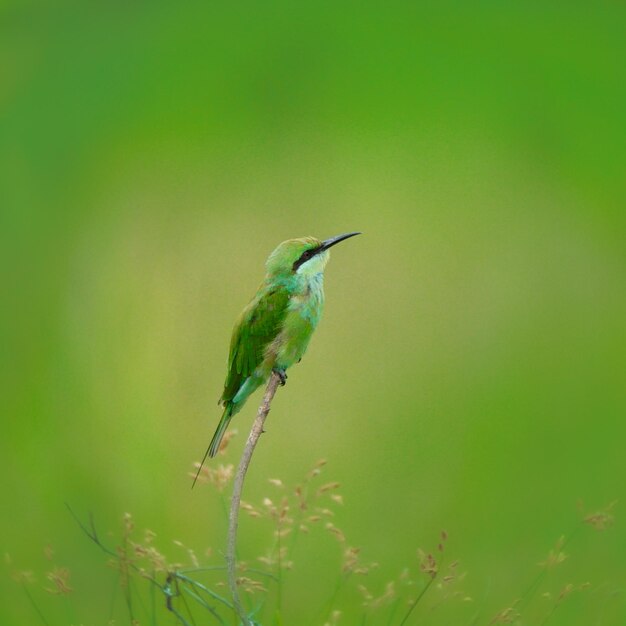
2;3;625;624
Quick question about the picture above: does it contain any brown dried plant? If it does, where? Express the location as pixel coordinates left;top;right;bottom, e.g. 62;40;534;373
8;462;618;626
489;501;617;626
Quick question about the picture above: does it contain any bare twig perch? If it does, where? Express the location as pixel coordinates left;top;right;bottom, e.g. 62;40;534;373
227;371;282;625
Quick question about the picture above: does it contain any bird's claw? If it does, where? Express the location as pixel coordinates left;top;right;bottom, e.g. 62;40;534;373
273;369;288;386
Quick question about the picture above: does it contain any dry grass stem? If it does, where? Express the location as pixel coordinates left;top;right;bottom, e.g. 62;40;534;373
226;371;282;626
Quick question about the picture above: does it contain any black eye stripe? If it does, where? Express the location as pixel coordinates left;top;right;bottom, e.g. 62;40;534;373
292;246;321;271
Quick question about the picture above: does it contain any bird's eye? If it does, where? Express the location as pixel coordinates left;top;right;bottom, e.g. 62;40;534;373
293;247;319;271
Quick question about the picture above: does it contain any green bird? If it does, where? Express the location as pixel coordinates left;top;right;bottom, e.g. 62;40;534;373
193;232;360;482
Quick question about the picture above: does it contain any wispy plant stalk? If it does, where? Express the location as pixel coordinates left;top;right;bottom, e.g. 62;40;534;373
227;371;282;626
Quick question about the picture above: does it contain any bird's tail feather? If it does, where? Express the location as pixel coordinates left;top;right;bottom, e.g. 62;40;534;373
191;404;233;489
208;405;233;458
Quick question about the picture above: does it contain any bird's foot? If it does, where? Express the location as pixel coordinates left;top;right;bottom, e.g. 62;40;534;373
273;368;288;386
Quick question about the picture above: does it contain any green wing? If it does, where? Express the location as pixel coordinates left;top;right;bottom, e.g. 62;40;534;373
220;284;289;404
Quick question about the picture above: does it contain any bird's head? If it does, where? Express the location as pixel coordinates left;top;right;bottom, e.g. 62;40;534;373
265;232;360;278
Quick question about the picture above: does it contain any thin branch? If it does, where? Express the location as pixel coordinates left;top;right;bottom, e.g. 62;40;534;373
179;566;277;582
173;573;233;609
398;577;436;626
180;583;227;625
227;372;282;626
169;606;194;626
66;504;167;596
178;566;227;574
22;585;50;626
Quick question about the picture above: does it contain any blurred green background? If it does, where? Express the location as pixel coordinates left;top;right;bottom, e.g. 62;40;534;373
2;2;625;625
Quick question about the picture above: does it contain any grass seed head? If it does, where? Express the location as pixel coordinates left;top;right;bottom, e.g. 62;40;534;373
237;576;267;594
323;609;342;626
325;523;346;543
149;548;168;571
490;603;520;624
45;566;72;595
342;547;361;572
217;428;238;455
357;584;373;601
584;501;617;531
190;463;234;491
370;581;396;608
12;570;36;585
240;501;262;518
123;512;134;534
540;536;568;569
317;482;341;496
132;542;148;558
417;549;438;579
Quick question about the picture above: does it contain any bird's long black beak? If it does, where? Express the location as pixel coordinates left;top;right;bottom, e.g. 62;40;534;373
319;232;361;252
